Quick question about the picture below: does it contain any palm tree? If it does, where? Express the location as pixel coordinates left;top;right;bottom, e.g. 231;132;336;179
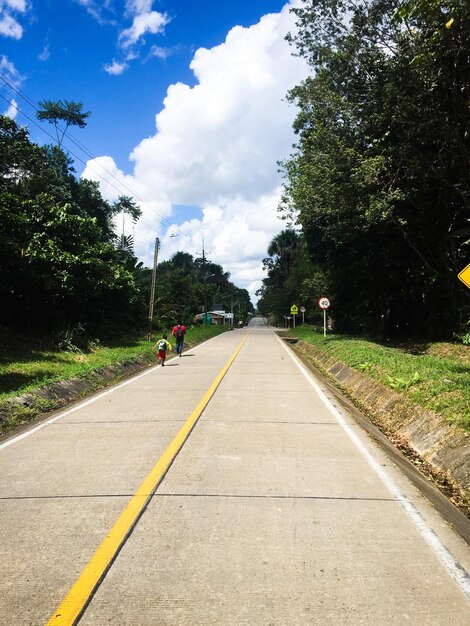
116;233;134;254
267;229;301;278
171;252;196;275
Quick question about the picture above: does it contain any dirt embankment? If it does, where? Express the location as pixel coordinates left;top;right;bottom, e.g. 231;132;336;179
290;338;470;517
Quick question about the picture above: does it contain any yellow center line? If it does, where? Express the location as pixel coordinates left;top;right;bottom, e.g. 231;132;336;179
47;332;250;626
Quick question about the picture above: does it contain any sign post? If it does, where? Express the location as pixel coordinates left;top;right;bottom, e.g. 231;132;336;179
290;304;299;328
300;306;306;324
317;297;331;337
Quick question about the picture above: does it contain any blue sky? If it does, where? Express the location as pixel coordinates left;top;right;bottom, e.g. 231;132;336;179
1;1;309;301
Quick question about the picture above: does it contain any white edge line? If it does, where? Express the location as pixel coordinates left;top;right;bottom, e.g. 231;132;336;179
0;331;225;452
276;334;470;598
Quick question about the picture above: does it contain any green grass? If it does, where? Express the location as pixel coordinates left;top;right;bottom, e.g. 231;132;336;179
291;326;470;430
0;325;227;403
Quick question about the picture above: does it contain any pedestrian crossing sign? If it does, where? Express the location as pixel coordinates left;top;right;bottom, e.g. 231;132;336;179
290;304;299;315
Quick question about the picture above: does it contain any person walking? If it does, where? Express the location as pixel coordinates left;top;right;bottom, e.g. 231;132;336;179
172;321;186;357
153;334;172;366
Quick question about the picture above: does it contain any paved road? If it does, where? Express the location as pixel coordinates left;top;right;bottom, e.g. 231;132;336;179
1;319;470;625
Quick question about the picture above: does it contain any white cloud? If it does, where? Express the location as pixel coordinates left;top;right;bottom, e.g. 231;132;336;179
146;45;171;60
0;56;21;117
155;190;287;294
2;1;27;11
0;55;23;92
4;1;27;9
102;2;169;74
3;97;17;119
0;12;22;38
104;59;129;75
38;41;50;61
119;10;168;49
75;0;115;26
125;0;153;17
0;0;31;38
83;2;309;303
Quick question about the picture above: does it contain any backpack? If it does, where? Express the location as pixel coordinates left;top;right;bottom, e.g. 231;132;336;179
175;326;184;339
157;340;167;351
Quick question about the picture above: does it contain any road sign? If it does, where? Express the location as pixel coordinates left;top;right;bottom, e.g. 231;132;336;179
300;306;306;313
317;297;331;310
290;304;299;315
458;263;470;289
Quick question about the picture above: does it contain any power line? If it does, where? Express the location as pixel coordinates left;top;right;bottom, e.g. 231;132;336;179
0;98;170;251
0;93;186;259
0;96;190;250
0;73;194;243
0;93;187;240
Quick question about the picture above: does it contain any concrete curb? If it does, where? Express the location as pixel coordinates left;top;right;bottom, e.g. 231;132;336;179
292;339;470;502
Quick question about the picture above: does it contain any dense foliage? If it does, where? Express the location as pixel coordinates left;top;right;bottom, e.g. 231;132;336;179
256;229;329;325
278;0;470;338
0;115;146;336
0;114;252;339
155;251;254;327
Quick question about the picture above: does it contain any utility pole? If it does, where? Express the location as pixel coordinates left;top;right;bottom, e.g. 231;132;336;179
147;237;160;341
202;238;207;324
201;238;212;325
198;237;213;325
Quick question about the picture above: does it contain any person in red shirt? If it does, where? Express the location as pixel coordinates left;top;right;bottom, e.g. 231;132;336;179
172;321;187;356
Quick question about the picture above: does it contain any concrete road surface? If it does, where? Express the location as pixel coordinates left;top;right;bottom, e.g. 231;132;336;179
1;318;470;625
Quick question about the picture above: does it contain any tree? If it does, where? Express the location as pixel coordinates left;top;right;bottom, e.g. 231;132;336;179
154;252;254;328
256;229;321;325
111;195;142;244
0;192;143;332
112;195;142;224
73;178;114;240
0;115;146;336
267;229;301;278
36;100;91;147
280;0;470;337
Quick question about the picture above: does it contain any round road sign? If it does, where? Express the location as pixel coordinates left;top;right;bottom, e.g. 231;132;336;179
317;297;331;310
300;306;306;313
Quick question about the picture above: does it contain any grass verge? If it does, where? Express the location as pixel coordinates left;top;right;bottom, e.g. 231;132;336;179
290;326;470;430
0;325;226;402
0;325;229;433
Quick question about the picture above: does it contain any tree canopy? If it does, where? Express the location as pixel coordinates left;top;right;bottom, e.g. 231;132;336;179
156;253;254;327
257;229;327;325
278;0;470;338
0;115;145;335
36;100;91;147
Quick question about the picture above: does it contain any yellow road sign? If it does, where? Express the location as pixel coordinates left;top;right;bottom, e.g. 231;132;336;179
458;263;470;289
290;304;299;315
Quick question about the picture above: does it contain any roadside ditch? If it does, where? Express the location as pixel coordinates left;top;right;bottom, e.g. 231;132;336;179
280;335;470;526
